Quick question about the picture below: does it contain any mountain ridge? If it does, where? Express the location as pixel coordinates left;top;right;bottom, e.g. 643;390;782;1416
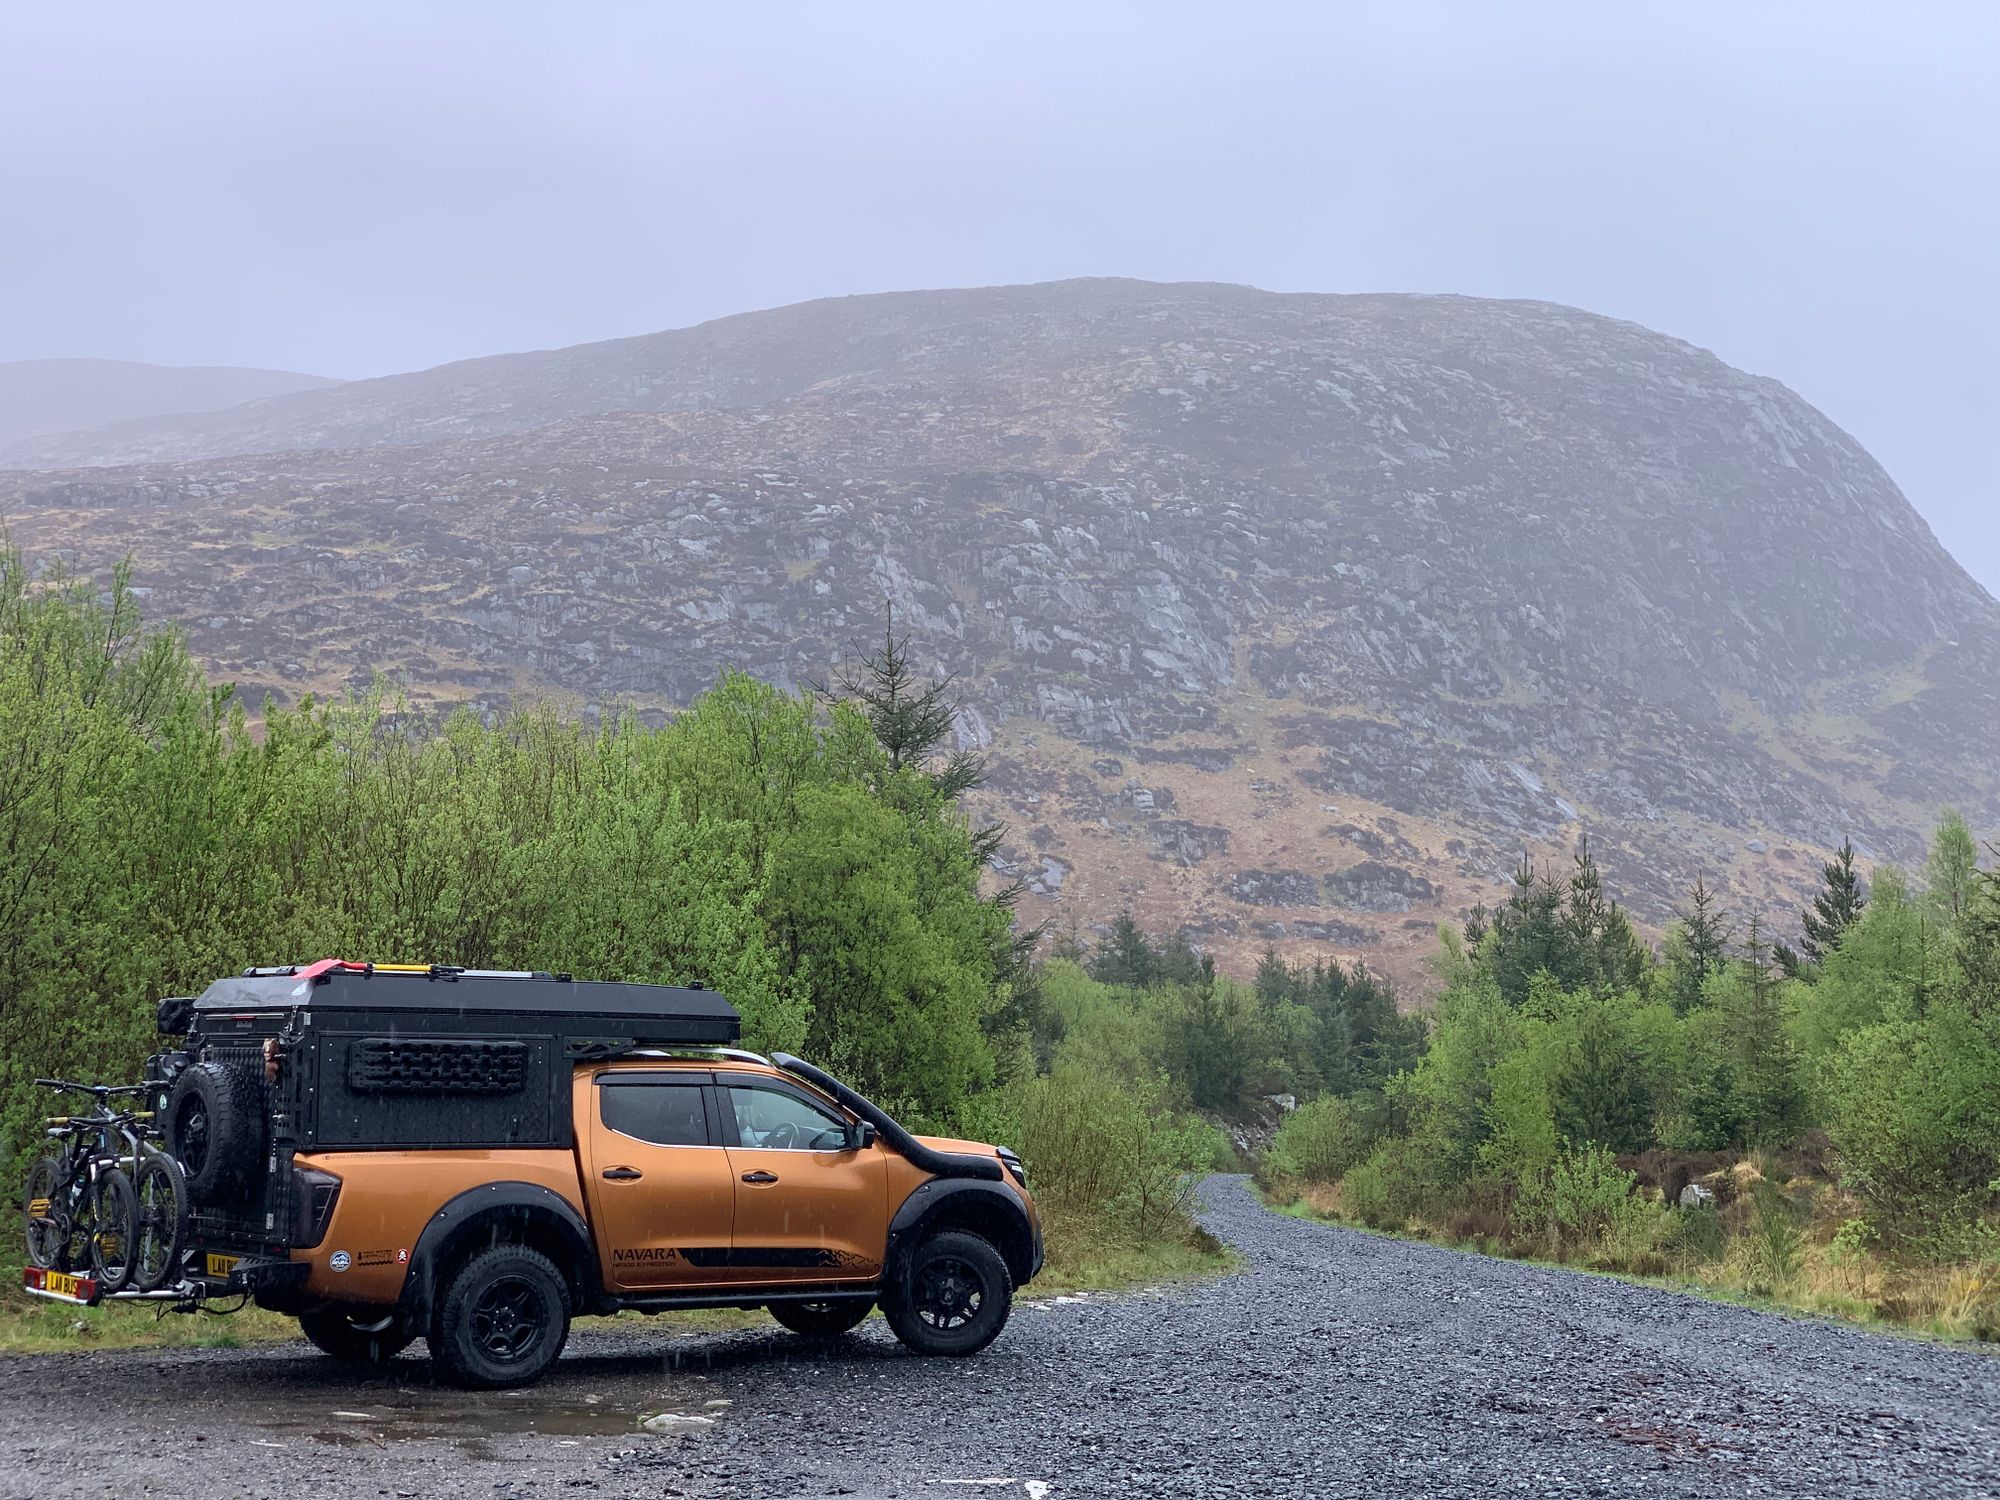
0;358;340;447
3;280;1991;984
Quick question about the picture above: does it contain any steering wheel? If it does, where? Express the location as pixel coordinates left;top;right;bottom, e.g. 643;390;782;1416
764;1121;802;1150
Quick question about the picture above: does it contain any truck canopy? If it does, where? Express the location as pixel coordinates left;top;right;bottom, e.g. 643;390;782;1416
182;961;741;1049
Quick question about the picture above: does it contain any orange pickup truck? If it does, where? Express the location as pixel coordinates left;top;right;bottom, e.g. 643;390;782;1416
124;962;1039;1388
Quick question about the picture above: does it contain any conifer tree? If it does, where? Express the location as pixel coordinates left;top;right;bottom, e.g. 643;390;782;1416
1254;948;1293;1006
1089;911;1158;988
1800;838;1867;965
1461;903;1491;950
1671;877;1732;1013
1728;916;1804;1145
832;606;984;798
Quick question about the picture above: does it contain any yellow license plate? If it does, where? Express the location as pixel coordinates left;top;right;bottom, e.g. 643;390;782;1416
205;1253;240;1278
23;1267;95;1303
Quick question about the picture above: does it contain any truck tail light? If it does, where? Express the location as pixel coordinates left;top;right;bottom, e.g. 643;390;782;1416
293;1166;341;1247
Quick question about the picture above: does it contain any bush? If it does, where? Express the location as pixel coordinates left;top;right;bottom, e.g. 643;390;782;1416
1339;1139;1435;1231
1008;1063;1217;1240
1512;1143;1638;1255
1269;1096;1368;1185
1819;997;2000;1247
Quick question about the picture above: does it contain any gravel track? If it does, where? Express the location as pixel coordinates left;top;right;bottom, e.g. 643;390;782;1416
2;1175;1994;1499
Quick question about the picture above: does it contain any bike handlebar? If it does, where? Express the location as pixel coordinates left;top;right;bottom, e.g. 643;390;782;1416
34;1078;146;1097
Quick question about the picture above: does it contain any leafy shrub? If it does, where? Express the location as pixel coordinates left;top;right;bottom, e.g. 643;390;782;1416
1825;1217;1880;1297
1339;1139;1437;1231
1009;1063;1217;1240
1819;996;2000;1248
1590;1197;1673;1276
1269;1096;1368;1185
1512;1143;1638;1255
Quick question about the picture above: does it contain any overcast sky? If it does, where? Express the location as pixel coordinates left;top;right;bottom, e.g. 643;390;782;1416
3;4;1994;593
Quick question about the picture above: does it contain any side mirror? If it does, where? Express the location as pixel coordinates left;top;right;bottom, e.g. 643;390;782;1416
848;1121;879;1152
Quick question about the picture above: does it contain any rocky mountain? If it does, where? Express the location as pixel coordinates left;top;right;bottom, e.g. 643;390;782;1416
4;280;1994;985
0;359;339;448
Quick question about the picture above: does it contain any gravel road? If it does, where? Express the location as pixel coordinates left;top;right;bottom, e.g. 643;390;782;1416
3;1176;1995;1499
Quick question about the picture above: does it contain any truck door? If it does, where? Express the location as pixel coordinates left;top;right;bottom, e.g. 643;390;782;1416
719;1078;888;1283
580;1070;739;1290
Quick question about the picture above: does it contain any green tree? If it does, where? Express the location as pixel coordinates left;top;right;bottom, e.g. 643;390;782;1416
830;607;982;798
1718;917;1804;1147
1666;877;1731;1014
1551;1002;1655;1154
1924;811;1980;929
1089;911;1158;988
1800;838;1867;966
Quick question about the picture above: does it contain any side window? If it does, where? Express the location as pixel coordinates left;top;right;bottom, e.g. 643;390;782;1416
729;1085;849;1151
599;1079;711;1147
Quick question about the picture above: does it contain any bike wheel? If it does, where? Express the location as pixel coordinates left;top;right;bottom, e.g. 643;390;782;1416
133;1152;190;1293
88;1168;139;1293
22;1157;65;1271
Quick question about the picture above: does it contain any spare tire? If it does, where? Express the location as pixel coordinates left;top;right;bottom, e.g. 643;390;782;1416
166;1060;265;1205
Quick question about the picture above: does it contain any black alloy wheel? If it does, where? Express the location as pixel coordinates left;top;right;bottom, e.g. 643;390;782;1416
165;1060;264;1204
432;1244;571;1390
471;1274;546;1361
883;1229;1013;1357
915;1254;982;1331
176;1100;210;1181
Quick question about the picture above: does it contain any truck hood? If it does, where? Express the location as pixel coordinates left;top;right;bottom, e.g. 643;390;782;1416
912;1134;999;1158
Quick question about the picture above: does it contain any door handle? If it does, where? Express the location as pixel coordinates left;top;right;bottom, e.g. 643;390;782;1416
601;1166;643;1181
741;1170;779;1185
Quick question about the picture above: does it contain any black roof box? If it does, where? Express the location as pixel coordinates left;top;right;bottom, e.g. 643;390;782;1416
189;961;739;1046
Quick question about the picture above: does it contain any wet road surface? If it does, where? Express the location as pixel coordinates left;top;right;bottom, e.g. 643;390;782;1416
2;1176;1996;1498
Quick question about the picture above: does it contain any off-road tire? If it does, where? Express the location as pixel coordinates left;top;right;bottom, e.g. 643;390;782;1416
88;1167;139;1294
299;1308;416;1364
768;1296;874;1337
133;1151;190;1293
166;1061;265;1205
22;1156;66;1271
431;1244;571;1390
883;1229;1013;1357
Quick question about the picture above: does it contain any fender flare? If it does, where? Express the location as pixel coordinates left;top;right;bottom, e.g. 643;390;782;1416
397;1182;598;1329
886;1177;1038;1286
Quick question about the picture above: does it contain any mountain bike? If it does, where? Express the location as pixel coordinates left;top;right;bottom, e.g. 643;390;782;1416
23;1080;189;1294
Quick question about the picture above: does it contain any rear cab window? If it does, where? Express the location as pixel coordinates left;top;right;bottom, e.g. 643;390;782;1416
598;1074;714;1146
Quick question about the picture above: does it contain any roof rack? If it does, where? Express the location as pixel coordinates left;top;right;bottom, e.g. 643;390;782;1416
241;962;565;982
580;1045;773;1067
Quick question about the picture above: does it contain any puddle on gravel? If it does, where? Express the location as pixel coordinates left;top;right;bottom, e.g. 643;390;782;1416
253;1390;726;1452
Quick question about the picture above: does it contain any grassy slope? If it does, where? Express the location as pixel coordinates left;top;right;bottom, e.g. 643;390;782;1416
1265;1185;1999;1351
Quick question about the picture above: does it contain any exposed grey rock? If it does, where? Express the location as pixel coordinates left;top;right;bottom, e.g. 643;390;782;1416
1324;861;1442;914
